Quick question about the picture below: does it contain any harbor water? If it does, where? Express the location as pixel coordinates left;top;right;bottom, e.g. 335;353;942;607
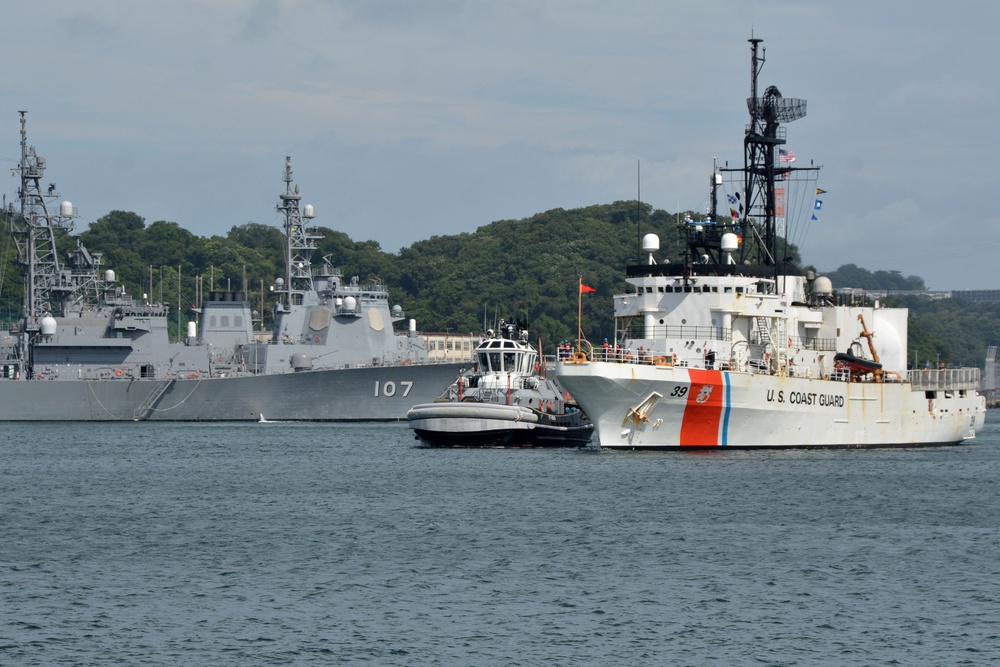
2;415;999;665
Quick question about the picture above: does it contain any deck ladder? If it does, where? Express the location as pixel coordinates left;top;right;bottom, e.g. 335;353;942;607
133;379;175;421
755;317;772;346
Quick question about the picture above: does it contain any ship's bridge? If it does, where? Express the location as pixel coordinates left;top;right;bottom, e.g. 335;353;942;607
476;338;536;375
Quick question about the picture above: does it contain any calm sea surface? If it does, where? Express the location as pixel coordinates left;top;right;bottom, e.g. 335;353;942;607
2;414;999;666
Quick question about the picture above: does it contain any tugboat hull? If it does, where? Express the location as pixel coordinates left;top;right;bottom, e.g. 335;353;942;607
408;402;594;447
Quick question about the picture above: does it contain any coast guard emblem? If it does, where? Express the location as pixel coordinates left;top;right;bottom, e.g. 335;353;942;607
696;385;713;404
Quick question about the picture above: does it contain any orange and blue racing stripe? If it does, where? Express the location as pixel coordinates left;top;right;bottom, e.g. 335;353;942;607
678;369;730;446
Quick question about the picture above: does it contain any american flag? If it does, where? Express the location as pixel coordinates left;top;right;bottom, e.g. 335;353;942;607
779;149;796;163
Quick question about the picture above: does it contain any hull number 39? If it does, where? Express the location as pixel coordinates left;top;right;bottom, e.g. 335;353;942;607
374;380;414;398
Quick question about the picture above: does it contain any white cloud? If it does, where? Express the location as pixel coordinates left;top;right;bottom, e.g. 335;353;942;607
1;0;997;289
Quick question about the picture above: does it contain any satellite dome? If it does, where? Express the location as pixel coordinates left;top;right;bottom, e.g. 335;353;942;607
392;305;402;317
641;234;660;253
813;276;833;295
40;315;57;335
303;204;315;218
721;233;739;252
343;296;357;312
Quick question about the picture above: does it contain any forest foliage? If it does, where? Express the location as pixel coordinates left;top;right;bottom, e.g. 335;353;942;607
0;203;996;368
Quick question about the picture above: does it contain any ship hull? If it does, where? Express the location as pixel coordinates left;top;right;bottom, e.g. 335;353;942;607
0;363;466;421
557;361;986;449
407;402;595;447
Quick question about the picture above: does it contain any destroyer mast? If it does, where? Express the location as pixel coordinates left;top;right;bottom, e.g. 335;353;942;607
6;112;107;320
276;156;321;308
7;111;79;318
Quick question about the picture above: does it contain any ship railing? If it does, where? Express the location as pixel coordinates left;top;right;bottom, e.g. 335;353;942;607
767;335;839;351
907;367;981;391
794;336;838;351
468;387;519;405
592;350;684;366
619;324;730;341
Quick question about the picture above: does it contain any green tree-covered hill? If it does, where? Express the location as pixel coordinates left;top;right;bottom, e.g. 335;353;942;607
1;202;996;368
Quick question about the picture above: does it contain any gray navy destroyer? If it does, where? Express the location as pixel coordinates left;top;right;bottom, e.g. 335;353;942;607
0;112;466;421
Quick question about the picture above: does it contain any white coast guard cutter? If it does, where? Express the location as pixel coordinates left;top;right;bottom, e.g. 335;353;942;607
556;38;986;449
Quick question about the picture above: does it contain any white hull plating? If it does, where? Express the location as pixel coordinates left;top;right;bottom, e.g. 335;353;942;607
558;361;985;449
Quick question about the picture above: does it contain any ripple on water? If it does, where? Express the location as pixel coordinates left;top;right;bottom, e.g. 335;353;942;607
1;420;999;665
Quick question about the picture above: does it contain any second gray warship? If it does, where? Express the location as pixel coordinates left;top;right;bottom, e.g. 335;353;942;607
0;112;466;421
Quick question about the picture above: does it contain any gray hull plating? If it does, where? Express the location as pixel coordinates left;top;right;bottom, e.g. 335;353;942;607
0;362;462;421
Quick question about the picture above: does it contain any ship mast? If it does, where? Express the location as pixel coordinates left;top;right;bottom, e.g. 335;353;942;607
276;156;320;306
7;111;79;318
741;37;806;270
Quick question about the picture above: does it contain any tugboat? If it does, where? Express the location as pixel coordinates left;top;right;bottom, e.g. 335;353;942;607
407;319;594;447
556;38;987;449
0;113;466;420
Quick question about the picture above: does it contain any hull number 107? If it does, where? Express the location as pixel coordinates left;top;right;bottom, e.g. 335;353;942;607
374;380;414;398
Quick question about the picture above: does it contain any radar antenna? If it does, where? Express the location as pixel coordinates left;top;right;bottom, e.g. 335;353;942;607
742;37;807;268
5;111;101;318
276;156;322;306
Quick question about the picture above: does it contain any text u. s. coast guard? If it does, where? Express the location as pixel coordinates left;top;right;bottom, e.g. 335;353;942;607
767;390;844;406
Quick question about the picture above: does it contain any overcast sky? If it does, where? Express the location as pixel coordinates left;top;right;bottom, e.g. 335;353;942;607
2;1;997;290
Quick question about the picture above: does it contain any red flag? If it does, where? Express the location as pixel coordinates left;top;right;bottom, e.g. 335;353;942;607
580;284;596;293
